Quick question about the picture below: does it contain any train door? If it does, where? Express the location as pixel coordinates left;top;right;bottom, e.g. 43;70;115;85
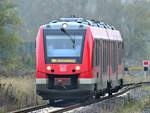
107;40;110;81
108;40;111;81
96;39;103;90
106;40;110;83
93;40;97;85
93;39;102;90
110;41;119;86
102;40;109;89
118;42;123;80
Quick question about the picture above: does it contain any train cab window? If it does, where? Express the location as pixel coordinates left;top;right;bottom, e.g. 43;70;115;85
46;35;83;57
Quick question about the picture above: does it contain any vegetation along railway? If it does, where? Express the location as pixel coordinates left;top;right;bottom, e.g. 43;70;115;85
12;82;150;113
11;17;150;112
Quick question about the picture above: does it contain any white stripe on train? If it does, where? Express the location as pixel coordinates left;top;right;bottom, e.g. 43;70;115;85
36;78;96;84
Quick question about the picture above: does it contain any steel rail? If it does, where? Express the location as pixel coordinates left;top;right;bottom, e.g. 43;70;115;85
123;81;150;87
11;104;49;113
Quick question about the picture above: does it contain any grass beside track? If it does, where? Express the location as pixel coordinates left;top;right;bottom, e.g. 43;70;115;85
116;75;150;113
116;86;150;113
0;75;150;113
0;76;45;113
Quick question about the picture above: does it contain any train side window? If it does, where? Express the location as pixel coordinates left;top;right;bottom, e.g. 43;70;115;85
112;42;116;73
105;41;107;73
94;40;97;66
102;40;103;73
107;41;109;66
103;40;107;73
104;41;105;73
109;42;112;66
111;42;112;70
115;42;117;72
114;42;116;72
97;40;100;65
111;42;113;68
92;41;95;68
118;43;120;65
119;42;122;65
120;43;122;64
112;42;114;72
102;41;104;73
100;40;103;72
102;41;105;73
95;40;98;66
95;40;100;66
115;42;118;72
96;40;98;65
106;41;108;67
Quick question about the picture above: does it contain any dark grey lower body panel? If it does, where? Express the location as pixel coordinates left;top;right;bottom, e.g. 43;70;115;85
36;84;93;100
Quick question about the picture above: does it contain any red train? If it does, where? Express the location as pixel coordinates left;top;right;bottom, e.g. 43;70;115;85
36;17;124;103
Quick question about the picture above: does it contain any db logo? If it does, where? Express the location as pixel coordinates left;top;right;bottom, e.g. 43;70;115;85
60;65;67;72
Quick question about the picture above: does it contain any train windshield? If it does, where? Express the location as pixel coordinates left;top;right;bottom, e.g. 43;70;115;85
46;35;83;57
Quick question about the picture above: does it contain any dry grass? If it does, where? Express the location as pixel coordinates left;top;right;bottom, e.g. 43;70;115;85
0;76;35;95
0;76;45;113
123;74;150;83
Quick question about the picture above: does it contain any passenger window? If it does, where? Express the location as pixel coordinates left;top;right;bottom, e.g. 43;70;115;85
94;40;97;66
112;42;116;73
103;40;107;73
95;40;100;66
95;40;98;66
119;42;122;65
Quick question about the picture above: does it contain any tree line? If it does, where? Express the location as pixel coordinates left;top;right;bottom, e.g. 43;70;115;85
0;0;150;72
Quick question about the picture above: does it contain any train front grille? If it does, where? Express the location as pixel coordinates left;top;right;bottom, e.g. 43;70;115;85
47;74;79;90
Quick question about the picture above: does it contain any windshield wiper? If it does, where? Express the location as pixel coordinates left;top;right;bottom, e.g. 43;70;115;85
60;28;75;48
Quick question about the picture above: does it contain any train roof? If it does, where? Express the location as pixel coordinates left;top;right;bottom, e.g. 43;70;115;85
43;17;115;30
90;27;123;41
43;17;122;41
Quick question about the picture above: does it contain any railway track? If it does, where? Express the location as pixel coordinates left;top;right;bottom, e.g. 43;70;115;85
11;104;50;113
49;83;142;113
11;81;150;113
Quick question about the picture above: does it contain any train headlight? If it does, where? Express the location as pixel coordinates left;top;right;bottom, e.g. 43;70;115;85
76;66;80;71
62;23;68;29
46;66;51;71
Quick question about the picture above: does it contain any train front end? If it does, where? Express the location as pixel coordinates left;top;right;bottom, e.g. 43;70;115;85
36;18;94;100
